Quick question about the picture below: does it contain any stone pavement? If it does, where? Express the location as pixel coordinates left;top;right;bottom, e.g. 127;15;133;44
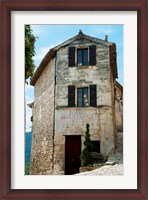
74;164;123;176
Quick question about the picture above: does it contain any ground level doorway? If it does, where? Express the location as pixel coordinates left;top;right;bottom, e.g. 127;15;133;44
65;135;81;175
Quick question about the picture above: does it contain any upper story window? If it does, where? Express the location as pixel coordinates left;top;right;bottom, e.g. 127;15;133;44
69;45;96;67
77;49;88;66
77;87;89;107
68;85;97;107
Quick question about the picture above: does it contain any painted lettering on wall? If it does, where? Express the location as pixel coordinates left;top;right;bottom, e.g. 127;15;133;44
61;113;98;120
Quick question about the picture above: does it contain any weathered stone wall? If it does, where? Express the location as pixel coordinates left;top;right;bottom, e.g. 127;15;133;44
53;39;115;173
55;40;112;107
116;132;123;154
114;83;123;162
115;84;123;132
30;58;55;175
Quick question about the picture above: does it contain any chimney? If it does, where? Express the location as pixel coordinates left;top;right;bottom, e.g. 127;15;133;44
105;35;108;42
79;30;83;34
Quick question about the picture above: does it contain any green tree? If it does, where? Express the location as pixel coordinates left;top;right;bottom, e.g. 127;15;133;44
25;25;37;80
82;123;93;166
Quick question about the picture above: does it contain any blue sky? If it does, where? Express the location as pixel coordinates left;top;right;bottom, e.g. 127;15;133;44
25;25;123;132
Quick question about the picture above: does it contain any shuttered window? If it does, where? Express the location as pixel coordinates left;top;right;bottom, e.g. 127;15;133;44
68;86;75;107
69;47;75;67
89;45;96;65
68;85;97;107
77;87;89;107
69;45;96;67
90;85;97;107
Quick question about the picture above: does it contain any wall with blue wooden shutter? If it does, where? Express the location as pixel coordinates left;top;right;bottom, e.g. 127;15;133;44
89;45;96;65
69;47;75;67
68;86;75;107
90;85;97;107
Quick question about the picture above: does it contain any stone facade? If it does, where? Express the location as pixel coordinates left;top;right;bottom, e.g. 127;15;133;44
30;58;55;175
30;31;123;175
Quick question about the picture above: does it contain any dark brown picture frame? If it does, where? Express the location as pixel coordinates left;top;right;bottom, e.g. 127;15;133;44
0;0;148;199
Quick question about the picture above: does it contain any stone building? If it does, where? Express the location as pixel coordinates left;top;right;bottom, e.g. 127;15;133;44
29;31;123;175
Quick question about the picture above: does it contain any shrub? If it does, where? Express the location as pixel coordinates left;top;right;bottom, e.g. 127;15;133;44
82;123;93;166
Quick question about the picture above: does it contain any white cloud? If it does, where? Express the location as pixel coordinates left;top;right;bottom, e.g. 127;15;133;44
25;106;32;131
25;84;34;90
26;95;34;104
31;25;43;36
25;82;34;132
33;42;60;63
25;84;34;104
25;95;34;132
33;46;51;62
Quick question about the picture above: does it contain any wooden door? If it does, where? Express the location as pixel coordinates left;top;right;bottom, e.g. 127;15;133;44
65;136;81;175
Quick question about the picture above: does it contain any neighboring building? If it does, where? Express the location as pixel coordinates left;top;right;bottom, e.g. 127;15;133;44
29;30;123;175
114;81;123;157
